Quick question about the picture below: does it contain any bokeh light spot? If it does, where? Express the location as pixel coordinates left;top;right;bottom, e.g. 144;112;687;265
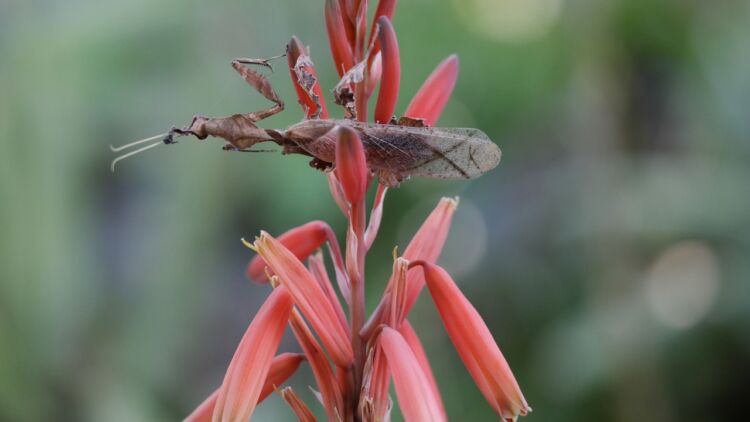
440;200;489;279
453;0;562;42
645;241;720;330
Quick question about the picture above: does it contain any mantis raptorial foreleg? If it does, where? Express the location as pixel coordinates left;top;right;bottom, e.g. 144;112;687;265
164;55;287;148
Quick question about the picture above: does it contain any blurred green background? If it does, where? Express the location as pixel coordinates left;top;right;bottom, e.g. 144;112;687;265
1;0;749;420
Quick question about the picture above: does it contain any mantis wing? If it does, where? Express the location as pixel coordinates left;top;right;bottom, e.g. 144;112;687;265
358;125;502;180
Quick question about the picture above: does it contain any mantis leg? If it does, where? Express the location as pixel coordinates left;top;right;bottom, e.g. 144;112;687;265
231;56;285;122
163;55;287;148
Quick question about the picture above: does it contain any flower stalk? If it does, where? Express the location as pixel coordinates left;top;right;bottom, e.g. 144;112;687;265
182;1;529;421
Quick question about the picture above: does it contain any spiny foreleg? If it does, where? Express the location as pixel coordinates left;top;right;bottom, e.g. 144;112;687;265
164;55;287;150
231;56;285;121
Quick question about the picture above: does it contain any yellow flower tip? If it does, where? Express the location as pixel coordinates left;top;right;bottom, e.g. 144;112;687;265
391;245;399;261
241;237;258;252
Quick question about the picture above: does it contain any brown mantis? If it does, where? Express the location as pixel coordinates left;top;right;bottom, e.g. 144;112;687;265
110;55;501;187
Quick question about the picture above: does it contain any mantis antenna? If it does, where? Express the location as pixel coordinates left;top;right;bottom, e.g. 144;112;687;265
110;133;167;152
109;133;168;172
109;131;280;172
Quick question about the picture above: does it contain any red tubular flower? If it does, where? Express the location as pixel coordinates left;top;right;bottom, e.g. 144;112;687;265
359;343;391;421
184;390;217;422
334;126;369;205
289;309;345;422
246;220;345;289
184;353;304;422
309;251;349;325
369;0;398;44
364;0;396;93
387;257;409;327
286;36;329;119
374;256;448;419
253;232;354;367
362;197;458;338
353;0;368;58
400;197;458;305
246;221;326;282
373;16;401;123
398;320;446;419
211;287;294;422
405;54;459;126
280;387;318;422
379;327;447;422
417;262;530;420
257;353;306;402
325;0;355;76
339;0;356;47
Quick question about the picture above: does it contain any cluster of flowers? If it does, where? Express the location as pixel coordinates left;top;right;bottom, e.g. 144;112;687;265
184;1;529;420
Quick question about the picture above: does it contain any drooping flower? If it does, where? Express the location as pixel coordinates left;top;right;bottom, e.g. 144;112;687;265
182;1;529;420
415;261;531;420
